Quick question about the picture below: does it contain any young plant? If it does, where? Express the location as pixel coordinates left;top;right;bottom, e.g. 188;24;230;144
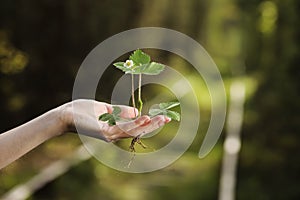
99;49;180;153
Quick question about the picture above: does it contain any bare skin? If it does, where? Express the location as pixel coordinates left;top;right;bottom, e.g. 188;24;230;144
0;99;170;169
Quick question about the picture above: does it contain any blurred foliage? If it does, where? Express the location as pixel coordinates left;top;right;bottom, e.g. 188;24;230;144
0;0;299;199
0;31;28;74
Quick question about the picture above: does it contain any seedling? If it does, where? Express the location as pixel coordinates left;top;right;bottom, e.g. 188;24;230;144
99;49;180;154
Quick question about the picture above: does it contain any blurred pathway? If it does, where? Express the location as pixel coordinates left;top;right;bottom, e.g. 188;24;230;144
219;80;245;200
1;145;91;200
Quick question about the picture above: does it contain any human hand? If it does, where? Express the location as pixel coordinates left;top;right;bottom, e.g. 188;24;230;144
61;99;171;142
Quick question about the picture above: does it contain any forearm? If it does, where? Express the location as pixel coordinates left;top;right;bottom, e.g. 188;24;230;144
0;106;66;169
0;99;169;169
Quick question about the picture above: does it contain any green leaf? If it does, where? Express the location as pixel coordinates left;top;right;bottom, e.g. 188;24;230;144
142;62;165;75
149;108;163;117
99;113;116;126
129;49;151;65
131;62;165;75
108;118;116;126
149;101;181;121
113;62;133;73
99;113;112;121
99;107;122;126
113;51;164;75
113;62;125;68
159;102;180;110
166;110;181;121
112;106;121;115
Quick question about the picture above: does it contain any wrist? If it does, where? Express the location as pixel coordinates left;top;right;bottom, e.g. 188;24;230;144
56;102;75;135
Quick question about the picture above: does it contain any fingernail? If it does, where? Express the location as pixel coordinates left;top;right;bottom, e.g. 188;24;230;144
164;116;171;123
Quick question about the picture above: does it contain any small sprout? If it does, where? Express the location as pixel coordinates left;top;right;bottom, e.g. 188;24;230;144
99;49;181;167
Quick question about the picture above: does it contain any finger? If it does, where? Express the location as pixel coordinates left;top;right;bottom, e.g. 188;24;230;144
93;102;111;115
117;105;139;118
100;117;149;142
103;115;170;141
126;115;171;137
116;115;150;132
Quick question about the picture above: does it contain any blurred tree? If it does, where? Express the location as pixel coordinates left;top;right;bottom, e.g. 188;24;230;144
237;0;300;199
0;0;299;199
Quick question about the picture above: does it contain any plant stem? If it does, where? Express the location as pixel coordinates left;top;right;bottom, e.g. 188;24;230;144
131;74;137;117
138;73;143;116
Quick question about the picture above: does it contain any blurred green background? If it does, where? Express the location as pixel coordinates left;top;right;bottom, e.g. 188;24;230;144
0;0;299;199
